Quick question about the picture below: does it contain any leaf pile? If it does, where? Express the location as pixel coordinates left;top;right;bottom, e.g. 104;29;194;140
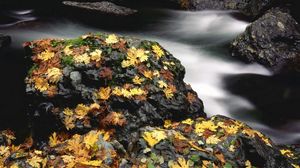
24;33;205;140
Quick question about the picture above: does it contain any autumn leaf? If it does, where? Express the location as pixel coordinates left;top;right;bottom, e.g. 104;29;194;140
132;75;144;85
34;77;49;92
90;49;102;62
152;45;164;59
49;132;60;147
80;160;102;166
26;155;44;167
142;70;153;79
163;85;176;99
181;118;194;125
157;80;167;89
46;67;62;83
64;45;73;55
75;104;90;118
186;92;197;104
105;34;119;44
142;129;167;147
170;157;190;168
280;149;294;157
37;50;55;61
74;53;90;64
64;116;75;130
83;131;99;149
98;87;111;100
63;108;74;116
194;120;218;136
101;112;126;126
206;135;221;145
99;67;113;80
164;120;172;129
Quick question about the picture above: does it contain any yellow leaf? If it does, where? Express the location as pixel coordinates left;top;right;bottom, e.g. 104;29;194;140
105;34;119;44
206;135;221;145
75;104;90;118
152;45;164;59
80;160;102;167
170;157;190;168
26;156;43;168
133;76;144;85
64;45;73;55
63;108;74;116
90;49;102;62
181;118;194;125
64;116;75;130
46;67;62;83
142;70;153;79
74;53;90;64
164;120;172;128
245;160;252;168
83;131;99;149
98;87;111;100
34;77;49;92
37;50;55;61
142;129;167;147
49;132;59;147
157;80;167;89
194;120;218;135
280;149;294;157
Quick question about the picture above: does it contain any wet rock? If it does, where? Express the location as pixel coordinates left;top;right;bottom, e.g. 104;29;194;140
24;33;205;141
231;8;300;73
1;116;299;167
167;0;274;18
62;1;137;16
0;34;11;49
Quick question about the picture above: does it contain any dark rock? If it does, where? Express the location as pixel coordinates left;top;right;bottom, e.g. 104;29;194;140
0;34;11;49
62;1;137;16
231;8;300;73
167;0;274;18
23;33;205;142
224;73;300;124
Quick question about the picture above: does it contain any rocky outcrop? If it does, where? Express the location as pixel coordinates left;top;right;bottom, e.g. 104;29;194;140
24;33;205;142
231;8;300;73
0;34;11;49
0;116;299;167
62;1;137;16
167;0;274;18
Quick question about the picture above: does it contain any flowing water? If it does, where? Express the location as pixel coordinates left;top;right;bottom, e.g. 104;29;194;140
1;7;299;144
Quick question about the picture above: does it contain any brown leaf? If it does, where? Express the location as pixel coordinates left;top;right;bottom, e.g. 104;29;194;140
99;67;113;80
160;69;174;81
187;92;197;104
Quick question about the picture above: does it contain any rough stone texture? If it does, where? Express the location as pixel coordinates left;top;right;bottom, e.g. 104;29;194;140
24;33;205;142
62;1;137;16
0;34;11;49
167;0;274;18
0;116;299;167
231;8;300;73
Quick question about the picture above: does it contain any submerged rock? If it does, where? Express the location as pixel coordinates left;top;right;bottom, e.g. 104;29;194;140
231;8;300;73
0;34;11;49
0;116;299;167
24;33;205;141
62;1;137;16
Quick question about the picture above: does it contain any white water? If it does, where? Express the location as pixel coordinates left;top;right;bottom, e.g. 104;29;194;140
3;9;300;144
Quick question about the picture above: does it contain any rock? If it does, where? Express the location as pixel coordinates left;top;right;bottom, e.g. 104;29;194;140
0;34;11;49
23;33;205;142
231;8;300;73
168;0;274;18
224;73;300;124
62;1;137;16
0;116;299;167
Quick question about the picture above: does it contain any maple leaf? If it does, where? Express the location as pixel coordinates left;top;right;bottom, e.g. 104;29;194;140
64;45;73;55
206;135;221;144
132;75;144;85
160;69;174;81
142;70;153;79
99;67;113;80
64;116;75;130
121;60;132;68
67;134;82;153
37;50;55;61
46;67;62;83
90;49;102;62
102;112;126;126
170;157;190;168
163;85;176;99
157;80;167;88
112;87;123;96
105;34;119;44
186;92;197;104
136;48;148;62
98;87;111;100
194;120;218;136
245;160;252;168
164;120;172;129
83;131;99;149
74;53;90;64
181;118;194;125
142;129;167;147
280;149;294;157
49;132;60;147
26;156;44;167
80;160;103;166
152;45;164;59
63;108;74;116
129;88;146;96
34;77;49;92
75;104;90;118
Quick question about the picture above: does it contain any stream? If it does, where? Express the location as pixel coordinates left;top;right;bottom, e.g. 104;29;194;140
1;6;300;144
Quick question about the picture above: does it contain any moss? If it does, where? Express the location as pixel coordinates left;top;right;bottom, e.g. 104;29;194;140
61;55;74;66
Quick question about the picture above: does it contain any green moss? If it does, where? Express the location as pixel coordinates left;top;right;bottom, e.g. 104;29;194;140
61;55;74;66
28;64;38;76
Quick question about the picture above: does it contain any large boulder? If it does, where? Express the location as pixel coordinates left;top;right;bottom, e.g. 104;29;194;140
23;33;205;142
231;8;300;73
167;0;274;18
62;1;137;16
0;116;299;167
0;34;11;49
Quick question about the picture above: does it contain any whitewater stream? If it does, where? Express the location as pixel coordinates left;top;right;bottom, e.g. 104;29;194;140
1;7;300;144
